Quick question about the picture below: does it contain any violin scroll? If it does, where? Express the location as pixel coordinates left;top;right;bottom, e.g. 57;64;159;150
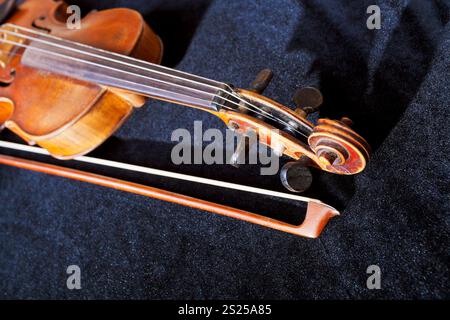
215;82;370;175
309;118;370;174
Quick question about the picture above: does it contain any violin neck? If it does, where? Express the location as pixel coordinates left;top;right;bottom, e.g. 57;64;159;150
21;37;230;112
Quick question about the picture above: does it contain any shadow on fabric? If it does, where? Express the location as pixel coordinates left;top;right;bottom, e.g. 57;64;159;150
288;0;448;150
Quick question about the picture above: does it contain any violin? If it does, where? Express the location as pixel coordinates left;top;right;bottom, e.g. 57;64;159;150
0;0;371;238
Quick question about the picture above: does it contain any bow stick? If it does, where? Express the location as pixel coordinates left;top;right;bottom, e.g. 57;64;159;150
0;140;339;238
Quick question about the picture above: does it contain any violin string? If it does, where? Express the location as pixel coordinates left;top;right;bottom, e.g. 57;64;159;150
0;28;307;137
0;27;309;138
5;23;226;87
0;26;311;137
7;24;244;104
0;40;305;139
0;27;276;117
0;39;309;141
0;46;296;142
6;24;258;102
6;23;309;134
8;24;280;124
0;41;286;130
4;25;312;136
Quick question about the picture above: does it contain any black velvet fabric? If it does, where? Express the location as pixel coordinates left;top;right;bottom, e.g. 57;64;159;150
0;0;449;299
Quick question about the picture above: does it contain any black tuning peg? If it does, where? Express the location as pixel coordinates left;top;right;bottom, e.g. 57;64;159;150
249;69;273;94
292;86;323;117
280;157;313;193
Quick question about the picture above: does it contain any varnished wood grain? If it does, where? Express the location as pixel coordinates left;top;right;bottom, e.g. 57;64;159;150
0;0;162;158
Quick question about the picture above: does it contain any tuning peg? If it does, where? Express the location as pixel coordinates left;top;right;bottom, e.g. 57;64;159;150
280;157;313;193
293;86;323;117
340;116;353;127
229;135;250;167
249;69;273;94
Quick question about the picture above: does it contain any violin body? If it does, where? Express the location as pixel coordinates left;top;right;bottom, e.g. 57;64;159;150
0;0;162;158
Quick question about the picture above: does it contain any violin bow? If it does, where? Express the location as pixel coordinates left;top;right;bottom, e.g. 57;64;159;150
0;140;339;238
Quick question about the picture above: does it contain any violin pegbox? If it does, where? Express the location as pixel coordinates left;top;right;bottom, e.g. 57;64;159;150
216;69;371;192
